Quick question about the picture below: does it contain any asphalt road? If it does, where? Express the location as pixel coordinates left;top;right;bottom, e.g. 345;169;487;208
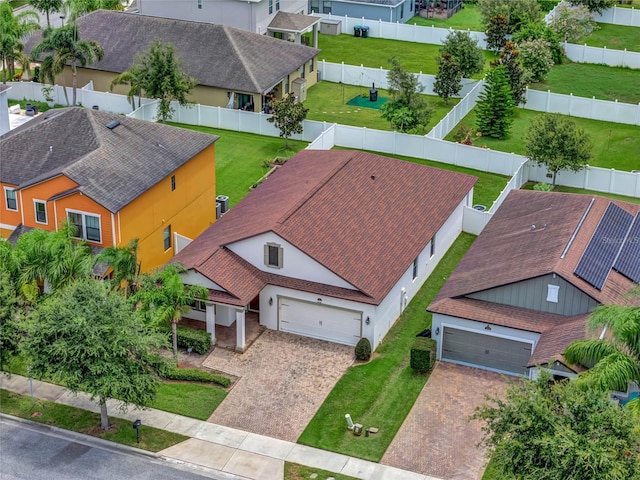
0;417;241;480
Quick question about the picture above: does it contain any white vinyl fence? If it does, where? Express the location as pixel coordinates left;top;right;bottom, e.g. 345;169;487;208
563;42;640;69
523;88;640;125
427;79;485;139
318;60;478;97
595;5;640;26
312;12;487;48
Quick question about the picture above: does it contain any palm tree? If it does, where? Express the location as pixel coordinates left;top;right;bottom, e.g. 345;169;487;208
564;287;640;413
29;0;63;28
0;2;40;84
96;238;141;297
31;22;104;105
134;263;208;359
110;70;143;111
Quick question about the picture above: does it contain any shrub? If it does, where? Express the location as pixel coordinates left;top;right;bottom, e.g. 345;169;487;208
453;124;474;143
162;325;211;355
411;337;437;373
163;367;231;387
519;38;555;82
355;337;372;361
549;4;598;42
533;182;554;191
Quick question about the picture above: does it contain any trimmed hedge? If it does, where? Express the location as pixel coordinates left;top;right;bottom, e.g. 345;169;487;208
355;337;372;361
410;337;437;373
163;367;231;388
163;325;212;355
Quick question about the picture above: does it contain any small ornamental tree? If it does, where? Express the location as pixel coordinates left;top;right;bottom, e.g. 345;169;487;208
439;31;485;78
267;93;309;148
492;41;529;105
433;52;463;104
475;65;514;139
380;57;433;133
23;279;167;430
549;3;598;42
519;38;554;82
525;113;592;185
472;371;640;480
478;0;541;33
569;0;614;14
486;15;510;52
513;22;564;65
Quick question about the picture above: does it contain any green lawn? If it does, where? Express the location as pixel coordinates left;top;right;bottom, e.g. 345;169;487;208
316;33;497;76
407;4;484;31
446;107;640;172
298;233;476;461
166;123;308;207
580;22;640;52
0;389;188;452
284;463;359;480
305;81;458;133
529;62;640;104
522;182;640;204
149;382;226;421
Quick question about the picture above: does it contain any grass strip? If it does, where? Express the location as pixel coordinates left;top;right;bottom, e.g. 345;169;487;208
0;389;188;452
149;382;226;421
298;233;476;461
284;462;359;480
407;5;484;31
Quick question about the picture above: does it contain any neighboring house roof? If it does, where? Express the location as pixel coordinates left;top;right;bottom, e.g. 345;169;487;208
429;189;640;371
334;0;405;6
25;10;320;95
175;149;477;305
268;11;321;32
7;224;33;244
0;107;217;213
0;85;9;93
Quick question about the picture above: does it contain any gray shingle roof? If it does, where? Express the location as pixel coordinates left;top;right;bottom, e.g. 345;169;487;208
25;10;320;95
0;107;217;213
268;12;321;32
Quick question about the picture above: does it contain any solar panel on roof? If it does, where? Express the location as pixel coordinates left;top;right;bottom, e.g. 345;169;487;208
613;213;640;284
574;203;633;290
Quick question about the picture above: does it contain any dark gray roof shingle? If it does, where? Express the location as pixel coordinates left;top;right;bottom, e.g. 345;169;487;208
25;10;320;95
0;107;217;212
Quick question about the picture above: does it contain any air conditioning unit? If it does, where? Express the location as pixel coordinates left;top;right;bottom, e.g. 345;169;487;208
292;77;307;102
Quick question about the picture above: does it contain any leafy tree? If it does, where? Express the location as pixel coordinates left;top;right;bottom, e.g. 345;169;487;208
64;0;124;21
486;15;510;52
380;56;433;133
475;65;514;139
29;0;63;27
565;287;640;413
473;371;640;480
110;70;143;111
549;3;598;42
23;279;166;430
134;263;208;359
96;238;140;298
519;38;554;82
0;2;40;84
512;22;564;65
125;41;196;123
492;41;529;105
0;268;21;371
31;23;104;106
525;113;592;185
478;0;541;33
267;93;309;148
439;31;485;78
433;52;462;104
569;0;614;13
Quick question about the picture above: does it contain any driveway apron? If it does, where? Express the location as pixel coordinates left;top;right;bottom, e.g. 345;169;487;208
381;362;508;480
204;330;354;442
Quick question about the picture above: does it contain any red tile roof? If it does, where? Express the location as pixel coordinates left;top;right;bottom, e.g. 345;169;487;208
175;150;477;305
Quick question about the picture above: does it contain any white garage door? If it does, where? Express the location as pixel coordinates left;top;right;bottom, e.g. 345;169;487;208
442;327;532;376
278;297;362;346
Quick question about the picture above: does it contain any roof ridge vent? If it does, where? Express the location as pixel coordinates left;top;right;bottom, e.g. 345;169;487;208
106;120;121;130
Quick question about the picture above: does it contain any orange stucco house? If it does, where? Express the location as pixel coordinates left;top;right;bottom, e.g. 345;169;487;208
0;107;218;272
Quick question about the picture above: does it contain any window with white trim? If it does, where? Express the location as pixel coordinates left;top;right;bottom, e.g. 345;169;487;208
284;75;290;94
67;210;101;243
547;284;560;303
412;257;418;280
164;226;171;251
276;0;279;10
264;242;283;269
309;58;314;72
269;0;273;14
4;187;17;211
34;200;47;224
171;175;176;191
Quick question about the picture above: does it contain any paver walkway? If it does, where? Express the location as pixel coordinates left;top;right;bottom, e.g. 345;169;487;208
381;362;508;480
205;330;354;442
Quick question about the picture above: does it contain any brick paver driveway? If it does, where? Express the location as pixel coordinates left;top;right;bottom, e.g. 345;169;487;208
381;362;508;480
203;330;354;442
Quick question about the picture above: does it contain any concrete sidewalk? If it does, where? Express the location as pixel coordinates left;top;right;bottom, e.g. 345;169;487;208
1;373;442;480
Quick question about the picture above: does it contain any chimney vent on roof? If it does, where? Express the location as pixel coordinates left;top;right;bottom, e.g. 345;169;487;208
106;120;120;130
531;224;536;230
371;175;376;180
49;145;53;152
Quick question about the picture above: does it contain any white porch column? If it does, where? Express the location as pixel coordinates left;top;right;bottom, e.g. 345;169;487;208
206;304;216;344
313;23;319;48
235;310;246;353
